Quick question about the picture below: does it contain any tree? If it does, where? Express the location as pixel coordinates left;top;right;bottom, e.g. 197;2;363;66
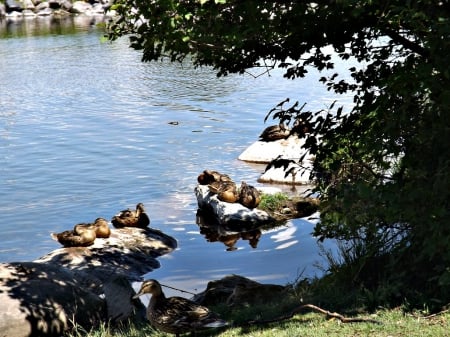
107;1;450;307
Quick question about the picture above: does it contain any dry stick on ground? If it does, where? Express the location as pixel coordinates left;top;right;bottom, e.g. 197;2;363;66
242;303;383;326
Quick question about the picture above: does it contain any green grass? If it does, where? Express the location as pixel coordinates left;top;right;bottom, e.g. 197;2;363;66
71;308;450;337
258;192;290;212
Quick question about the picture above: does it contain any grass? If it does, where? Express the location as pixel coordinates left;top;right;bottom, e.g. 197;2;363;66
258;192;290;212
71;307;450;337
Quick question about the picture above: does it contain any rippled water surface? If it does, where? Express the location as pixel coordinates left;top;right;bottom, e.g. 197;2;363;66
0;17;350;295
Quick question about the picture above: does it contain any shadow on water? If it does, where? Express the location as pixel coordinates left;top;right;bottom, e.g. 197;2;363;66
0;14;106;38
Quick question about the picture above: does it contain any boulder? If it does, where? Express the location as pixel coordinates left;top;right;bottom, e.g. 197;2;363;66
5;0;22;12
258;156;313;185
0;262;106;337
22;0;35;10
70;1;92;14
0;227;177;337
195;184;275;228
238;135;306;163
193;274;289;307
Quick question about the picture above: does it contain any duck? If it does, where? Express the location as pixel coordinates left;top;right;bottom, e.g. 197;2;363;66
111;203;150;228
133;279;228;337
197;169;233;185
92;217;111;238
52;223;97;247
238;181;261;209
259;123;290;142
208;180;239;203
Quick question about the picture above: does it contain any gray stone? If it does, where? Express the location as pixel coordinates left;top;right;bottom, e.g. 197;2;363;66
0;262;106;337
22;0;35;10
35;1;50;10
0;227;177;337
70;1;92;14
36;7;53;15
195;185;275;227
193;274;289;307
238;135;307;163
258;156;313;185
5;0;22;12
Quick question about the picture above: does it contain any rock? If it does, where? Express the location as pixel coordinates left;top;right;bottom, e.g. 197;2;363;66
39;227;177;282
0;227;177;337
258;156;313;185
103;275;146;323
238;135;307;163
0;262;106;337
22;9;37;17
193;274;289;307
5;0;22;12
195;184;275;228
36;7;53;15
22;0;35;10
71;1;92;14
35;1;50;11
61;0;73;11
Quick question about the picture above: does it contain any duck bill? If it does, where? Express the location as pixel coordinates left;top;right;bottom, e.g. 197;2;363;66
132;292;143;299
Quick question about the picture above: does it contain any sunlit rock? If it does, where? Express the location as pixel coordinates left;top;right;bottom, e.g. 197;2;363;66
258;156;314;185
70;1;92;14
195;184;275;227
238;134;306;163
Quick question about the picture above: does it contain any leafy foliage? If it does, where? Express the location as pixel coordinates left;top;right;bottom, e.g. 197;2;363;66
107;1;450;308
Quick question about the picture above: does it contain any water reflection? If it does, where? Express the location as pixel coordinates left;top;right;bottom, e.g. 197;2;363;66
0;14;105;38
196;209;264;251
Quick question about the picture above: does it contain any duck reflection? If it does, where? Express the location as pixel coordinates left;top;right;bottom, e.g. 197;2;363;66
196;210;262;251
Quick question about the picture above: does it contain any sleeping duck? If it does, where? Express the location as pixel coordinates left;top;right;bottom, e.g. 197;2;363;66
133;279;228;337
52;223;97;247
259;123;290;142
238;181;261;209
197;169;233;185
111;202;150;228
92;217;111;238
208;180;239;203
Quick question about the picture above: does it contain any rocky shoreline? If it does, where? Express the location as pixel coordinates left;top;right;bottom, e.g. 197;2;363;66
0;0;114;19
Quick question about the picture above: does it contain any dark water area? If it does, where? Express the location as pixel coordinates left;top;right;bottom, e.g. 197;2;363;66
0;16;351;296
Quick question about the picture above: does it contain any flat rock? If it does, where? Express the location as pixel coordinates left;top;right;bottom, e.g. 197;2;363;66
195;185;275;228
238;135;306;163
0;227;177;337
258;157;313;185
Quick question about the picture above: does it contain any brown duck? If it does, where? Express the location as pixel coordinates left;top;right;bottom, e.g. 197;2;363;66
133;279;228;337
238;181;261;209
92;217;111;238
52;223;97;247
111;203;150;228
197;169;233;185
208;180;239;203
259;123;290;141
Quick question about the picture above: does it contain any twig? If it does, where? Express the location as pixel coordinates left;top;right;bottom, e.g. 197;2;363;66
243;303;382;326
421;308;450;320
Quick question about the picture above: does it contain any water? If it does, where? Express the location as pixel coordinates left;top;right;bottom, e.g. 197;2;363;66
0;17;350;296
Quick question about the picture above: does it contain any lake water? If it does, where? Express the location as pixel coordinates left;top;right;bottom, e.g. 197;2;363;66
0;16;350;296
